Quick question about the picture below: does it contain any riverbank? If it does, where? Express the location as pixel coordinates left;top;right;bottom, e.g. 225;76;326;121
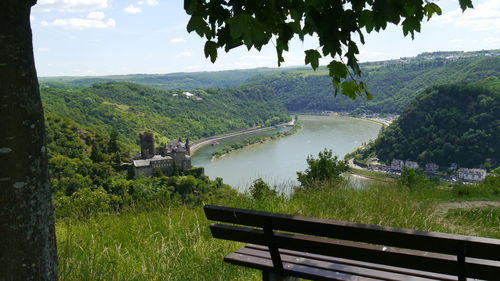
347;167;396;182
190;119;295;154
211;121;301;159
290;111;397;127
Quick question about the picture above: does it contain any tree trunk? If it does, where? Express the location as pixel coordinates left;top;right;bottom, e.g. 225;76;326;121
0;1;58;280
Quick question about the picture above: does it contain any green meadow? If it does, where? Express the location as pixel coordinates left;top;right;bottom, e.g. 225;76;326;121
57;179;500;281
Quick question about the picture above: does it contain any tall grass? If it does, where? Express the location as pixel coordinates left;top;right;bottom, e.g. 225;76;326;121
56;180;499;280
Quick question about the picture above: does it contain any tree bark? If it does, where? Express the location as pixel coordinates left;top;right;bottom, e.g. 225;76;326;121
0;1;58;280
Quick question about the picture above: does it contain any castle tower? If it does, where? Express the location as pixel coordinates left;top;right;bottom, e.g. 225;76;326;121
139;131;155;159
185;137;190;155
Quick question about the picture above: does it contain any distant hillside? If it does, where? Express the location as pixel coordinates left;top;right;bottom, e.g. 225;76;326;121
39;50;499;105
41;82;290;147
361;81;500;169
39;67;299;91
247;55;500;114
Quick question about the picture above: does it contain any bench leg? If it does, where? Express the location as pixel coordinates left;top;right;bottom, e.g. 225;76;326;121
262;271;298;281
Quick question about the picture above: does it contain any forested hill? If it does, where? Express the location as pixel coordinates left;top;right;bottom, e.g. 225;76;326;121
247;55;499;114
361;81;500;169
41;82;290;147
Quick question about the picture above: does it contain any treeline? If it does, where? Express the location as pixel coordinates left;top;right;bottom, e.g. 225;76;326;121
360;82;499;169
41;82;290;148
39;67;291;90
246;56;499;114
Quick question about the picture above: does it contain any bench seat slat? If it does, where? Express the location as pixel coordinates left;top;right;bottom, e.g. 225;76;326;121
210;223;500;280
225;252;385;281
235;246;442;281
205;205;500;260
245;244;456;281
210;224;456;275
205;205;500;281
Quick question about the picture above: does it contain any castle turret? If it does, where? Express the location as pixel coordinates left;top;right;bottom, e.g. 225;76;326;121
185;137;190;155
139;131;155;159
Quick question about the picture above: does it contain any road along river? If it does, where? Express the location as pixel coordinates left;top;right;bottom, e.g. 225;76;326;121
192;115;382;192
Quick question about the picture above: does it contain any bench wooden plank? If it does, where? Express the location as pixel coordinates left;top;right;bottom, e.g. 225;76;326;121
205;205;500;280
246;244;457;281
235;247;439;281
205;205;500;260
210;223;500;280
225;252;385;281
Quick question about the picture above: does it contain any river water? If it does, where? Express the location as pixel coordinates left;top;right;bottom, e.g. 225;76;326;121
191;115;382;191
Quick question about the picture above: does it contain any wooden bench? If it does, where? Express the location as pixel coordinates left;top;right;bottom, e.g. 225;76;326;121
204;205;500;281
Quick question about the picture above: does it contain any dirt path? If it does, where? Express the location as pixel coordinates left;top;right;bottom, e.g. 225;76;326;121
431;201;500;236
435;201;500;215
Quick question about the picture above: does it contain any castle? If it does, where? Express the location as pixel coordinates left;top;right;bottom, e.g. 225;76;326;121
132;131;192;178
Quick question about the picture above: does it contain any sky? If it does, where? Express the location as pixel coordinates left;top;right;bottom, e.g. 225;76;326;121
31;0;500;77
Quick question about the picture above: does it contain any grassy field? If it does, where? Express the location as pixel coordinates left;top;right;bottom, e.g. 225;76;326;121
347;167;397;181
56;180;500;281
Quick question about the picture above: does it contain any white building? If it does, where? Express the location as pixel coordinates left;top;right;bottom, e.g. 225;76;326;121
425;163;439;173
457;168;487;182
391;159;404;171
405;161;419;169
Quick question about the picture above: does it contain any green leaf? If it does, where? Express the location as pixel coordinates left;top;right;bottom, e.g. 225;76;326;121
402;17;420;39
365;90;373;100
424;3;442;20
204;41;218;63
184;0;198;14
341;81;358;100
187;16;208;37
327;61;348;79
304;49;321;70
359;10;374;33
459;0;473;11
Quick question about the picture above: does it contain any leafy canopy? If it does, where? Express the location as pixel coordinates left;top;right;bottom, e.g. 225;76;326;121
184;0;473;99
297;149;349;186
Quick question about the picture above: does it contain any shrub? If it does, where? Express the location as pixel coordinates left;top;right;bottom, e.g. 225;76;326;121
297;149;349;187
399;167;429;188
54;187;114;218
249;178;277;200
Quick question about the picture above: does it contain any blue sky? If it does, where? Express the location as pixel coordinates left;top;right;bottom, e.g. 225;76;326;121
31;0;500;77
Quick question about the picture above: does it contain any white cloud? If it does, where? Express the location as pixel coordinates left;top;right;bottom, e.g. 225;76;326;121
138;0;159;6
176;51;192;57
450;39;464;43
42;17;116;29
124;4;142;14
433;0;500;31
37;47;49;52
358;50;393;62
30;15;35;22
87;11;105;20
35;0;108;12
484;37;500;43
186;65;201;71
170;37;185;43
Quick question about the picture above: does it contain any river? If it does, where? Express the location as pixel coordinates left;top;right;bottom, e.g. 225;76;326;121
191;115;382;191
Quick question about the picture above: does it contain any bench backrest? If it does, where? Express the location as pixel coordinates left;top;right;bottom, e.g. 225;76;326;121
204;205;500;280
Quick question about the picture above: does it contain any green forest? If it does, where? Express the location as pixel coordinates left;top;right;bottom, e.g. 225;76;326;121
247;55;500;114
41;82;290;149
360;81;499;169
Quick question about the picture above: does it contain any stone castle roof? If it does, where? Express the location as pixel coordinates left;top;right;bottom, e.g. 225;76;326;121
133;155;173;167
